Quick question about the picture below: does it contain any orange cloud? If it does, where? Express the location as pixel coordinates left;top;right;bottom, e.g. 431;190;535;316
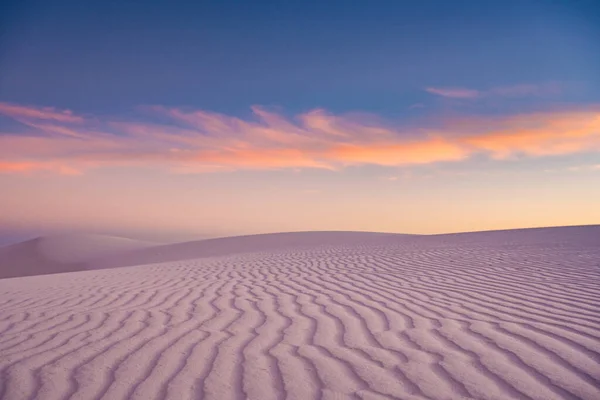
0;161;82;175
462;110;600;158
0;102;599;174
327;138;469;166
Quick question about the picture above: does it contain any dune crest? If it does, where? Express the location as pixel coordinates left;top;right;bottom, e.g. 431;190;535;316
0;231;410;279
0;234;155;279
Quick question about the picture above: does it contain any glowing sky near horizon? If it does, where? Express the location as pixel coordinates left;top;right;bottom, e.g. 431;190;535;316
1;0;599;241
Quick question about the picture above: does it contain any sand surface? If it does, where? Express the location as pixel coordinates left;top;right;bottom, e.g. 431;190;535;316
0;226;599;399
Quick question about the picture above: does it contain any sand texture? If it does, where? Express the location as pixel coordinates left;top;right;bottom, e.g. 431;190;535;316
0;226;599;399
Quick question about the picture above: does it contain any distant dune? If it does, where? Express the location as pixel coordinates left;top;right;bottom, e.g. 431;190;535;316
0;234;155;279
0;231;413;279
90;231;415;271
0;226;599;399
2;226;598;280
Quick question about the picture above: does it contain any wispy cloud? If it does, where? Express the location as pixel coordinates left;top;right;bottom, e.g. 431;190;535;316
0;160;82;175
0;102;599;175
543;164;600;173
425;87;480;99
425;83;562;99
488;83;562;97
566;164;600;172
461;110;600;158
0;102;84;124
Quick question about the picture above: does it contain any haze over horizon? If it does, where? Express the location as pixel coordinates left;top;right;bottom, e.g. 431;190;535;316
1;0;599;241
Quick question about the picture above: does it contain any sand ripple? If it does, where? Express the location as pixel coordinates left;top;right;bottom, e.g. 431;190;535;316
0;229;599;399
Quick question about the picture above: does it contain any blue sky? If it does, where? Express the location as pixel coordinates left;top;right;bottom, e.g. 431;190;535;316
2;0;598;114
0;0;599;242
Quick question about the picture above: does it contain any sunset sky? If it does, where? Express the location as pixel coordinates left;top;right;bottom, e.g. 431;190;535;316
1;0;599;243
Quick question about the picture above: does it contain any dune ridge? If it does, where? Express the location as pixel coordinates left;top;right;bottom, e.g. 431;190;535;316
4;226;597;280
0;231;410;280
0;234;156;280
0;226;599;399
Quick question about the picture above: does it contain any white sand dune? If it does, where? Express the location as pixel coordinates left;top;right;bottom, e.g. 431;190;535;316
0;234;156;279
90;231;413;271
0;226;599;399
0;232;408;280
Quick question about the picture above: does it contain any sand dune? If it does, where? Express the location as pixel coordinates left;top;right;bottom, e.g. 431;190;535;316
0;226;599;399
0;234;155;279
0;231;409;279
90;231;413;271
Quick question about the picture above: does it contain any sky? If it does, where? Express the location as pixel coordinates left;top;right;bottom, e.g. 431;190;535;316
1;0;599;243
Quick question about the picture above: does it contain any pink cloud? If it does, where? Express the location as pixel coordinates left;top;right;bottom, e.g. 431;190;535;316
0;102;599;174
461;109;600;158
425;87;480;99
0;102;84;123
426;83;563;100
0;160;82;175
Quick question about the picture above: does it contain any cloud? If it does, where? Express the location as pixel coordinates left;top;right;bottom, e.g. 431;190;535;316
425;87;480;99
461;110;600;158
426;83;562;100
327;139;469;166
566;164;600;172
0;161;82;175
0;102;599;174
0;102;84;124
488;83;562;97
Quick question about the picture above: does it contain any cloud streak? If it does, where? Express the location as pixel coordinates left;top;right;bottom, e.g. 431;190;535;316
0;102;84;124
425;87;480;99
0;102;599;174
426;83;562;99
